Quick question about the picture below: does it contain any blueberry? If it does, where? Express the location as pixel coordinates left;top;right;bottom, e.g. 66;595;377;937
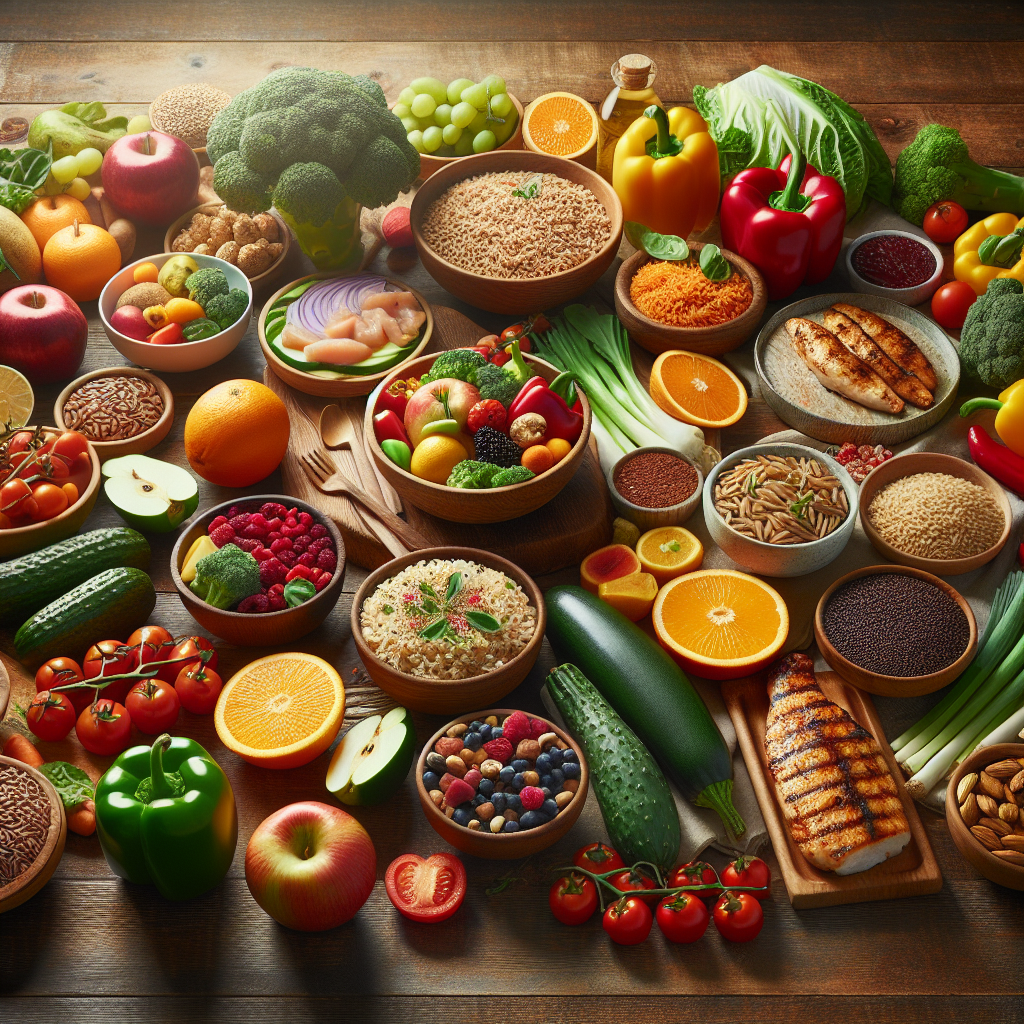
561;748;578;763
519;810;545;830
539;774;552;789
541;787;552;798
473;793;487;806
535;753;552;774
547;748;562;767
550;768;564;787
541;798;559;818
499;766;515;784
469;720;483;730
503;820;520;833
478;724;492;741
512;758;530;773
422;771;440;791
506;793;522;813
562;761;581;780
512;773;525;791
491;727;503;739
492;792;507;813
478;778;494;797
452;808;474;827
464;732;483;751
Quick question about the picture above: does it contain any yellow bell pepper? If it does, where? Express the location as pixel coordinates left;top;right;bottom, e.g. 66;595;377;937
953;213;1024;295
960;378;1024;457
613;105;719;240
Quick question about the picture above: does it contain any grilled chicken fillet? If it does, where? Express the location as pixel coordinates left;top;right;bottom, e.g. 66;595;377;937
831;303;938;391
785;318;905;414
765;653;911;875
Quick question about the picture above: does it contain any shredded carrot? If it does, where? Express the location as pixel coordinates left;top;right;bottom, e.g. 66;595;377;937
630;258;752;328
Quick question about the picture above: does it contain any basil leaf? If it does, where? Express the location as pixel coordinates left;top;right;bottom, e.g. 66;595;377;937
382;604;394;615
39;761;94;809
419;618;451;641
0;143;52;192
466;610;502;633
419;582;438;599
445;572;463;603
699;244;732;282
626;222;689;261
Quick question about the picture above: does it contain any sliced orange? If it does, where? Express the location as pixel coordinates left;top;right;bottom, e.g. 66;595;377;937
650;350;748;429
652;569;788;680
635;526;703;586
522;92;599;162
598;571;658;621
214;653;345;769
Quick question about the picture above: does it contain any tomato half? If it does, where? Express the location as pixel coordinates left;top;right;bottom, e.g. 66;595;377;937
174;663;224;715
36;657;88;714
573;842;626;874
76;699;133;756
720;855;771;900
609;868;658;903
931;280;977;330
922;200;968;244
384;853;467;923
27;690;77;742
713;891;764;943
126;679;181;735
602;896;652;945
549;872;598;926
668;861;722;902
656;892;710;944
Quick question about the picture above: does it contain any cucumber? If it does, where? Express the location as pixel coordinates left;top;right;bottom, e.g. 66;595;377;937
0;528;151;621
14;567;156;668
548;664;680;871
545;585;746;835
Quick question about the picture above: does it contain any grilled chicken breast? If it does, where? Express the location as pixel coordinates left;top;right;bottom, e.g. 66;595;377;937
823;309;934;408
765;653;911;875
785;318;905;414
831;303;938;391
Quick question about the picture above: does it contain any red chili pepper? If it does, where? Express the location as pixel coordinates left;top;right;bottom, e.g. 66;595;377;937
967;426;1024;496
148;322;184;345
507;374;584;444
373;409;409;447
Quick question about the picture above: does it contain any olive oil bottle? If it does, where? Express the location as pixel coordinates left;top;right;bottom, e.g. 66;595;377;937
596;53;662;182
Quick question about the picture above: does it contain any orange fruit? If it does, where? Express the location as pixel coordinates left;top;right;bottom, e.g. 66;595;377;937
215;653;345;769
598;571;658;621
21;195;91;251
42;220;120;301
650;350;748;429
184;379;290;487
523;92;599;162
635;526;703;586
652;569;789;680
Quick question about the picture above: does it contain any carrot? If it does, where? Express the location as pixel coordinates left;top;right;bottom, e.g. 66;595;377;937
3;732;44;768
67;798;96;837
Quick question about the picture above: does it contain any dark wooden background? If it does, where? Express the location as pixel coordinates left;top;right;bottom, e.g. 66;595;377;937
1;3;1022;1022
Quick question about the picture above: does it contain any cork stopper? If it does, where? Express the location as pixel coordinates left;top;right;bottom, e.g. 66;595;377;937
612;54;656;90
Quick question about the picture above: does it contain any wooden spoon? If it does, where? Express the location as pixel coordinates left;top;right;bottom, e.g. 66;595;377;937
319;403;357;451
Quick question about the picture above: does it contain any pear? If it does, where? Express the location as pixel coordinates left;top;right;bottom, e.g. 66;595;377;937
102;454;199;533
326;707;415;806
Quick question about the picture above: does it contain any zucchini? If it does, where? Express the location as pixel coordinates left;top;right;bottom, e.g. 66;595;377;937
549;663;680;871
0;528;151;621
15;567;156;668
545;585;746;835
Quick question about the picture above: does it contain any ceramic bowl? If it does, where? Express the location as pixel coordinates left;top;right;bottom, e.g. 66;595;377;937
614;245;768;356
414;94;525;180
54;367;174;463
415;708;589;859
703;442;858;578
608;446;703;530
946;743;1024;891
411;150;623;314
170;494;346;646
845;230;944;305
859;451;1011;575
98;253;253;373
814;564;978;698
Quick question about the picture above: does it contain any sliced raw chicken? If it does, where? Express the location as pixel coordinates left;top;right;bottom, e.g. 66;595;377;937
396;307;427;338
362;290;419;315
324;313;359;339
304;337;374;366
353;310;388;350
281;322;323;351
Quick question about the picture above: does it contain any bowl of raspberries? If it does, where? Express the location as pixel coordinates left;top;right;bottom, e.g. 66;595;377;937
171;494;346;646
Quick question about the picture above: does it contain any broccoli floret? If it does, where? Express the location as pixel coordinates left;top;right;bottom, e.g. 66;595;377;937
184;267;229;310
959;278;1024;389
892;125;1024;226
491;465;535;487
475;362;526;408
273;161;348;229
420;348;487;385
204;288;249;330
190;544;261;610
211;150;275;215
446;460;502;489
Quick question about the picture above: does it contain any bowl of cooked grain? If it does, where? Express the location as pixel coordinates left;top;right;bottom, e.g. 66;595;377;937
410;150;623;315
352;548;546;714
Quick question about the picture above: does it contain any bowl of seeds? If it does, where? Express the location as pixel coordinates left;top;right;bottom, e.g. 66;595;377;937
149;83;233;150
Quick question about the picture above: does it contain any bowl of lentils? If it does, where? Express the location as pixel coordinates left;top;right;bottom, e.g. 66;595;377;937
415;708;589;859
609;446;703;530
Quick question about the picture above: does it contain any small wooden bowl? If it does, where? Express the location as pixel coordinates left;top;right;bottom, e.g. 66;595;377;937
0;659;9;723
0;755;66;915
258;272;434;398
615;245;767;356
0;430;101;560
415;708;589;859
609;446;703;531
171;494;346;647
946;743;1024;891
415;94;525;180
411;150;623;315
859;452;1011;575
814;564;977;698
54;367;174;463
365;352;591;523
352;547;546;714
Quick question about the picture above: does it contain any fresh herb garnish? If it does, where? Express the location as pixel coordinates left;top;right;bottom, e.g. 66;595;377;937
659;540;682;553
382;604;394;615
38;761;94;809
417;572;502;640
699;244;732;282
511;175;542;199
789;491;814;519
0;141;53;213
465;610;501;633
626;222;690;261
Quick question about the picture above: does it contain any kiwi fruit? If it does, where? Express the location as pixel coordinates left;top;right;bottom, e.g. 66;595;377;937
116;282;172;309
0;206;43;294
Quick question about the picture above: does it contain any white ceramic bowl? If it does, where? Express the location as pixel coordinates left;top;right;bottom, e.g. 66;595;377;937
703;442;858;578
98;253;253;373
845;229;944;305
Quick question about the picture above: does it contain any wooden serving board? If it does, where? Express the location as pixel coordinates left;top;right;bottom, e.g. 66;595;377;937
721;670;943;909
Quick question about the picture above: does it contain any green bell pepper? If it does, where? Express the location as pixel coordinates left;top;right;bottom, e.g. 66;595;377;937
182;317;222;341
95;733;237;900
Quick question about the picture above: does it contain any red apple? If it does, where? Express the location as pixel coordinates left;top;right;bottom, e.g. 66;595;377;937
109;304;149;341
101;131;199;226
0;284;87;384
404;377;481;447
245;801;376;931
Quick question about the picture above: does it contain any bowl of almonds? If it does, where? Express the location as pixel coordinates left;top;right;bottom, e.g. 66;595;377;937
946;743;1024;890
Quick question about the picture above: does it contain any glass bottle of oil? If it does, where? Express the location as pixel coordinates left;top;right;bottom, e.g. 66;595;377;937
596;53;662;182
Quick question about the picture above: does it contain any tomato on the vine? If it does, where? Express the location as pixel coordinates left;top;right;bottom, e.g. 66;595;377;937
161;635;218;683
603;895;653;945
713;891;764;943
27;690;77;742
36;657;88;714
127;625;176;670
76;699;132;756
573;842;626;874
1;478;37;520
922;200;968;244
384;853;466;923
83;640;136;705
50;430;89;464
609;868;658;903
500;323;525;343
931;280;976;330
720;855;771;899
549;872;598;926
29;482;69;521
668;861;722;902
126;679;180;735
655;892;710;944
174;663;223;715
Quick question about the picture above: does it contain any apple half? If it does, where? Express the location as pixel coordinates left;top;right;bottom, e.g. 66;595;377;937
102;454;199;533
326;706;415;806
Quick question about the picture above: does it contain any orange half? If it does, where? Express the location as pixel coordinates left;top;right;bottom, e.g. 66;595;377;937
523;92;599;161
650;350;748;429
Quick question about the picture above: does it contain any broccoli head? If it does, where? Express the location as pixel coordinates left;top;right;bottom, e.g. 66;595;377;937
446;460;503;488
475;362;526;408
959;278;1024;389
190;544;261;609
419;348;487;385
204;288;249;330
185;267;229;310
892;124;1024;226
491;465;535;487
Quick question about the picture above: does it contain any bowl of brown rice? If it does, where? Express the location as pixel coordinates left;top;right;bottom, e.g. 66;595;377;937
410;150;623;314
351;548;546;714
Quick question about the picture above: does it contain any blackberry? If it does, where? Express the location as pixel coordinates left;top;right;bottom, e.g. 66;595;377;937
472;426;521;468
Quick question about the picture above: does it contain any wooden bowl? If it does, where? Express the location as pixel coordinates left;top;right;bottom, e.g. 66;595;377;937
351;547;546;714
0;755;66;914
258;272;434;398
0;430;101;560
814;564;978;698
411;150;623;315
0;658;9;723
946;743;1024;891
415;94;525;180
365;352;591;523
54;367;174;463
415;708;589;859
609;446;704;531
171;494;346;646
615;245;767;356
859;451;1012;575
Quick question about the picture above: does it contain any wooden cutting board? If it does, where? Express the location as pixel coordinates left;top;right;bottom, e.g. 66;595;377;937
721;670;943;909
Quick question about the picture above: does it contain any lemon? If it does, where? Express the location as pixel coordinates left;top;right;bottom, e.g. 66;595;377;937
636;526;704;586
410;434;468;484
0;365;34;430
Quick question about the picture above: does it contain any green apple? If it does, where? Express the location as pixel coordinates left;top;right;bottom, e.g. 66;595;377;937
326;707;415;806
102;454;199;533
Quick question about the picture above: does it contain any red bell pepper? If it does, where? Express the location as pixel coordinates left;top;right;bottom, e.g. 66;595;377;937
373;409;409;447
377;377;419;419
719;103;846;301
966;425;1024;496
507;372;583;444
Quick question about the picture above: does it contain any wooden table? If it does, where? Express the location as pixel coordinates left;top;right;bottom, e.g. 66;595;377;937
1;4;1022;1021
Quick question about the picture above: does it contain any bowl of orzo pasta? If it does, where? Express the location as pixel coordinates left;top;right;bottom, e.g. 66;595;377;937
352;548;546;714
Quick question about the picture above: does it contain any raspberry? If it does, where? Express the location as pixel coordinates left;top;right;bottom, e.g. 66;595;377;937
229;513;252;531
297;512;313;530
443;778;475;808
252;547;274;562
308;537;331;555
317;549;337;571
230;537;262;554
238;594;270;613
277;549;297;566
313;571;332;591
463;769;482;789
242;522;268;539
281;523;305;539
309;523;328;539
528;717;548;739
266;531;283;544
228;506;241;518
209;515;229;532
270;537;293;554
259;558;287;587
483;737;513;764
209;524;235;547
501;710;531;748
267;590;286;611
260;502;288;520
266;517;283;531
285;516;298;528
292;535;310;553
297;552;316;568
519;786;544;810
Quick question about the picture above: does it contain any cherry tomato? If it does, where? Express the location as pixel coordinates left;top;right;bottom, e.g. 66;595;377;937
162;635;219;683
477;334;499;350
490;349;510;367
931;280;977;330
517;335;531;354
713;891;764;943
1;478;37;519
602;895;653;945
549;872;598;926
126;625;176;671
36;657;89;715
174;662;224;715
608;868;658;903
50;430;89;463
0;511;11;529
62;482;79;505
29;482;69;521
573;842;626;874
466;399;507;434
922;200;968;244
83;640;137;705
656;892;710;944
76;699;132;756
27;689;77;742
6;430;37;456
384;852;467;923
126;679;181;735
500;324;525;343
720;855;771;900
668;860;722;902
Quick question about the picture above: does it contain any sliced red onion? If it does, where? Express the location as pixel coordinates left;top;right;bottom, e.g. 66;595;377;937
285;275;396;335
